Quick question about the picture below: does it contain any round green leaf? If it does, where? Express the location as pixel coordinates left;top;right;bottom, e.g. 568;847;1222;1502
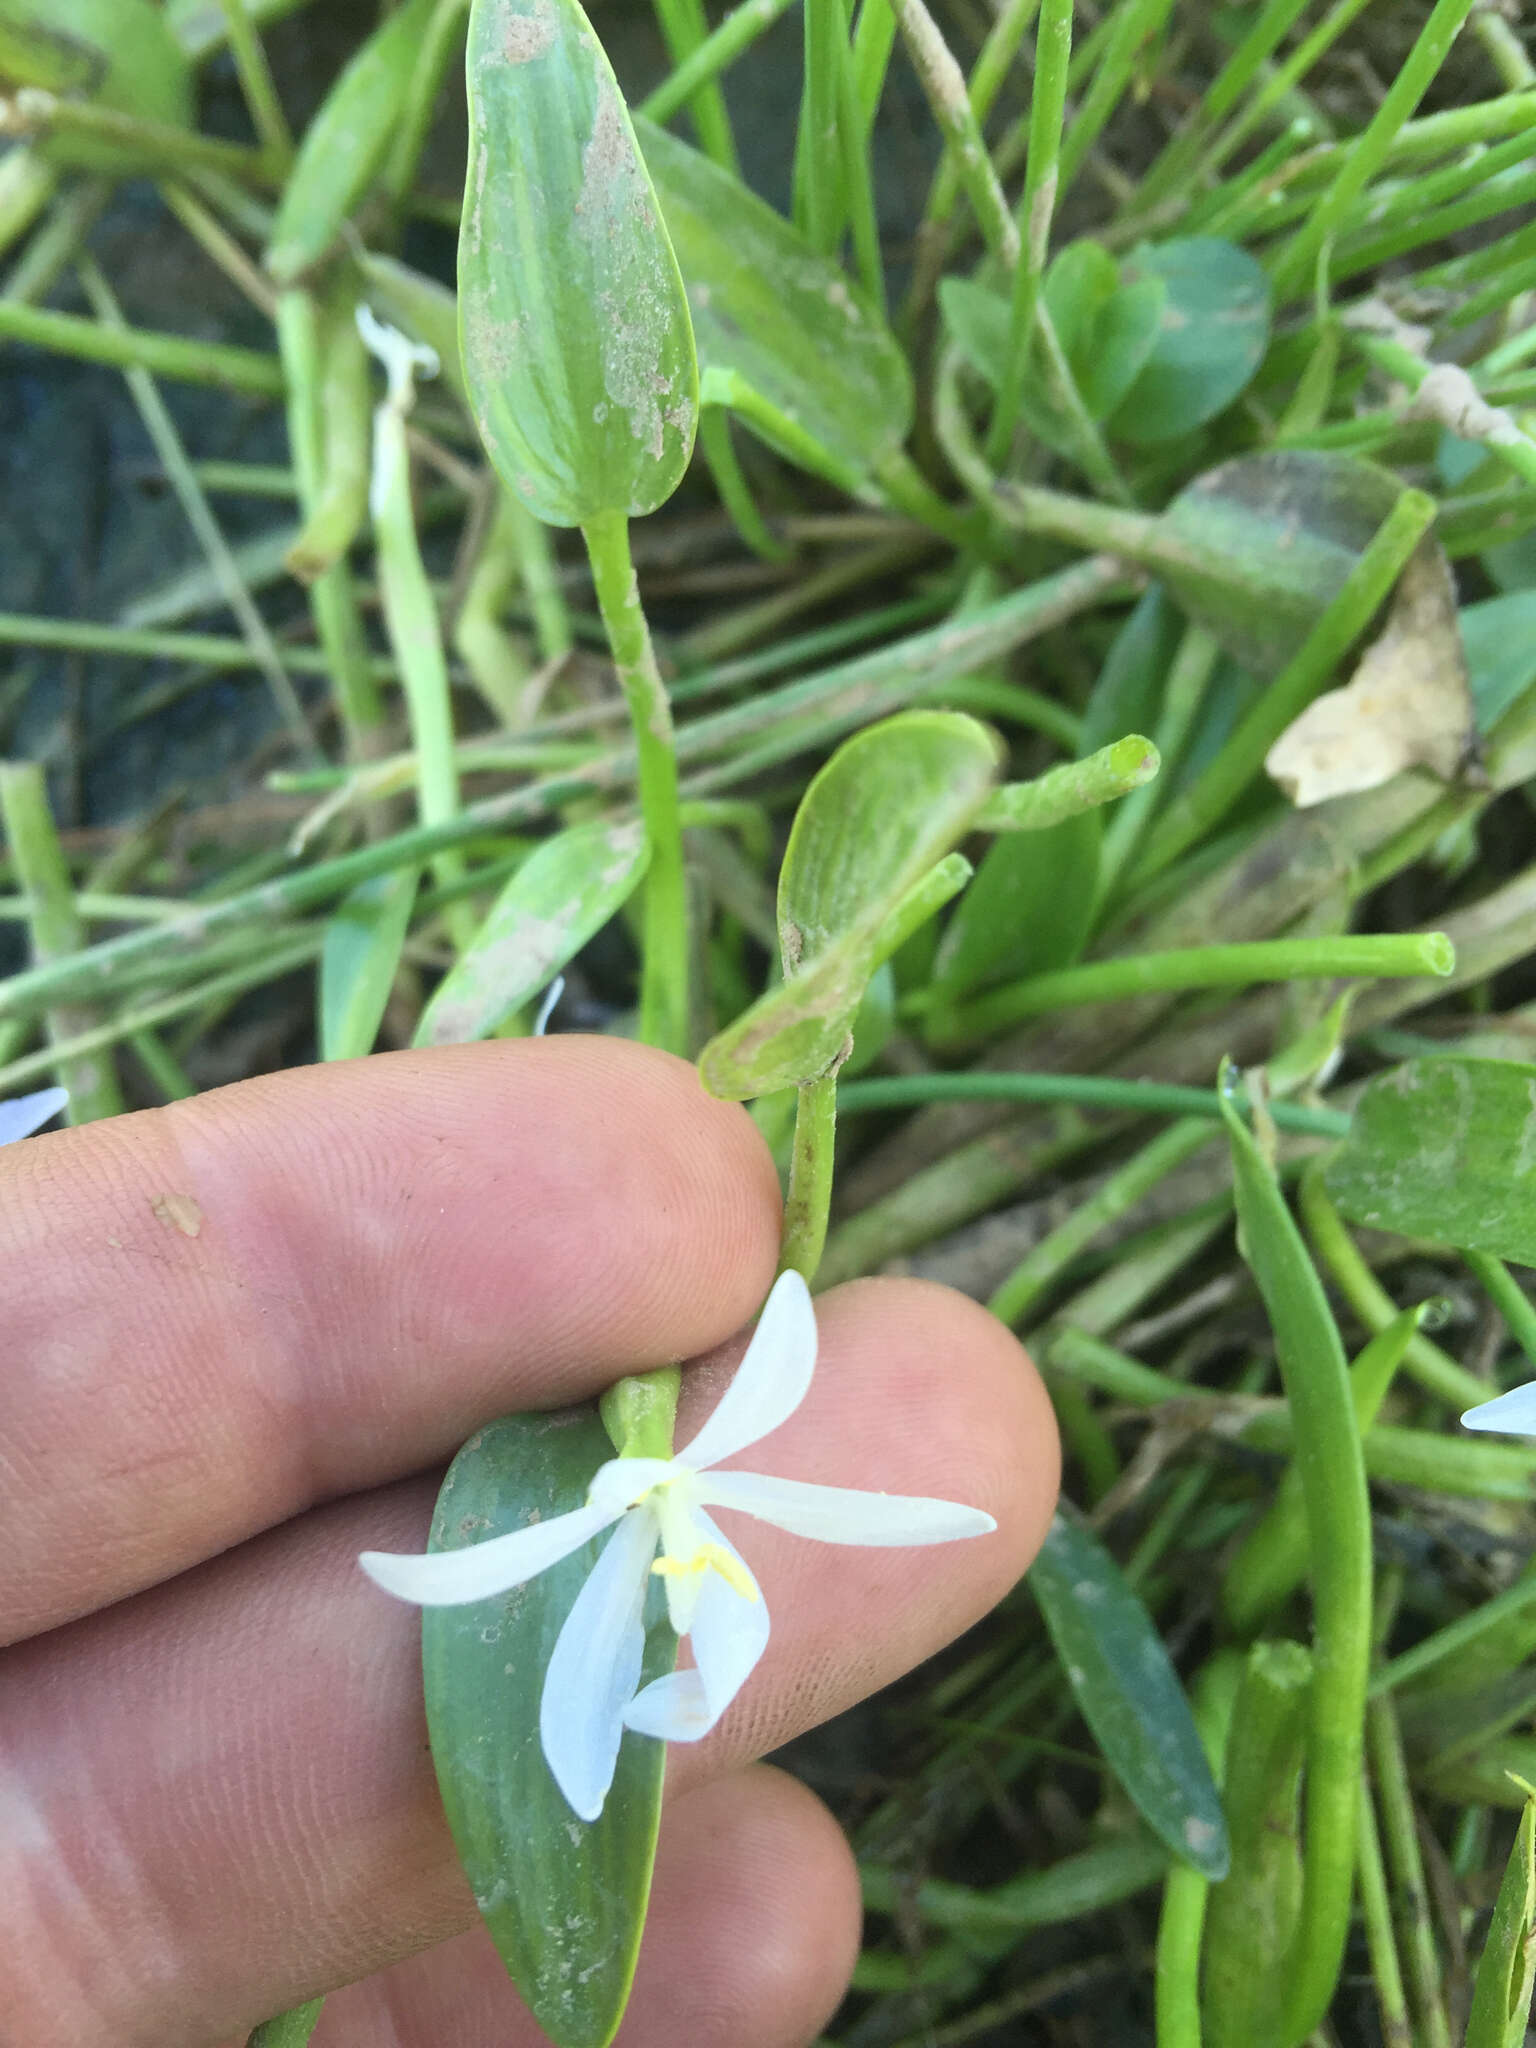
1160;449;1403;675
460;0;698;526
423;1409;675;2048
1108;237;1271;444
1325;1055;1536;1267
698;711;1001;1099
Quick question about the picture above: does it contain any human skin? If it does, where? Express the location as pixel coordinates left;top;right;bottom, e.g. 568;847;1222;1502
0;1038;1060;2048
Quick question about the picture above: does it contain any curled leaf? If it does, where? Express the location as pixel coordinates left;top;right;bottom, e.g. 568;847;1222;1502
1265;540;1475;806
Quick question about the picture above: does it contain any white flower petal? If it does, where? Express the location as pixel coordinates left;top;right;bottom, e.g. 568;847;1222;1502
697;1470;997;1545
623;1513;769;1743
620;1668;712;1742
0;1087;68;1147
586;1455;677;1516
540;1508;659;1822
1462;1382;1536;1436
675;1270;818;1472
359;1498;619;1606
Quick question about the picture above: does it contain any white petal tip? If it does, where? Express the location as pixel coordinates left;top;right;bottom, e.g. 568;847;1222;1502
357;1550;421;1599
1462;1383;1536;1435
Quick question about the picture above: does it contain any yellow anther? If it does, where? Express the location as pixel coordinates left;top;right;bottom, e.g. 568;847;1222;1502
651;1543;759;1602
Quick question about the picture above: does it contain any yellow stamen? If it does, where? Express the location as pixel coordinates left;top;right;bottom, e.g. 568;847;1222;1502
651;1543;759;1602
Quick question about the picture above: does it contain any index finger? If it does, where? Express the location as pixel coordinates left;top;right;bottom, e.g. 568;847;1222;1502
1;1039;780;1644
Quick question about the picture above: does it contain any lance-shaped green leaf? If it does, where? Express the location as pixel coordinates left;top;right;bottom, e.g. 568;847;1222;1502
636;116;911;488
266;0;438;284
931;807;1099;1002
698;712;1001;1099
319;868;420;1063
1325;1055;1536;1266
1465;1780;1536;2048
0;0;193;161
1028;1509;1229;1880
423;1409;675;2048
414;819;648;1047
460;0;697;526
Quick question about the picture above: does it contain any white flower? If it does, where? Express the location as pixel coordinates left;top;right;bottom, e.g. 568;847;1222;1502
361;1269;996;1821
0;1087;67;1147
1463;1383;1536;1435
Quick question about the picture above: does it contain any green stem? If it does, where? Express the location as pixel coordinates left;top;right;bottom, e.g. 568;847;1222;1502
216;0;294;163
1372;1574;1536;1698
1366;1696;1454;2048
1297;1163;1490;1411
652;0;740;172
988;1116;1216;1331
1131;0;1312;213
0;761;125;1123
698;408;790;563
637;0;797;126
0;87;277;182
78;257;318;763
889;0;1018;266
601;1364;682;1460
897;0;1040;334
582;511;689;1055
1268;0;1480;300
1056;0;1177;198
275;289;386;753
780;1075;837;1282
1462;1247;1536;1372
795;0;846;254
978;734;1159;832
1355;1771;1413;2048
1153;1646;1242;2048
0;293;283;394
1096;625;1218;905
988;0;1071;461
1048;1327;1536;1501
929;932;1452;1049
837;1070;1347;1136
0;609;377;676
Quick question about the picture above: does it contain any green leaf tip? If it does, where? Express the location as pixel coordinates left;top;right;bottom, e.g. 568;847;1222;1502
460;0;698;525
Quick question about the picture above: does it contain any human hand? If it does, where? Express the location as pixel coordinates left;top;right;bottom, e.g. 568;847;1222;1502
0;1039;1058;2048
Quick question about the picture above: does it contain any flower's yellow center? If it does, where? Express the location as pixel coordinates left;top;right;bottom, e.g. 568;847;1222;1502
651;1544;759;1602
